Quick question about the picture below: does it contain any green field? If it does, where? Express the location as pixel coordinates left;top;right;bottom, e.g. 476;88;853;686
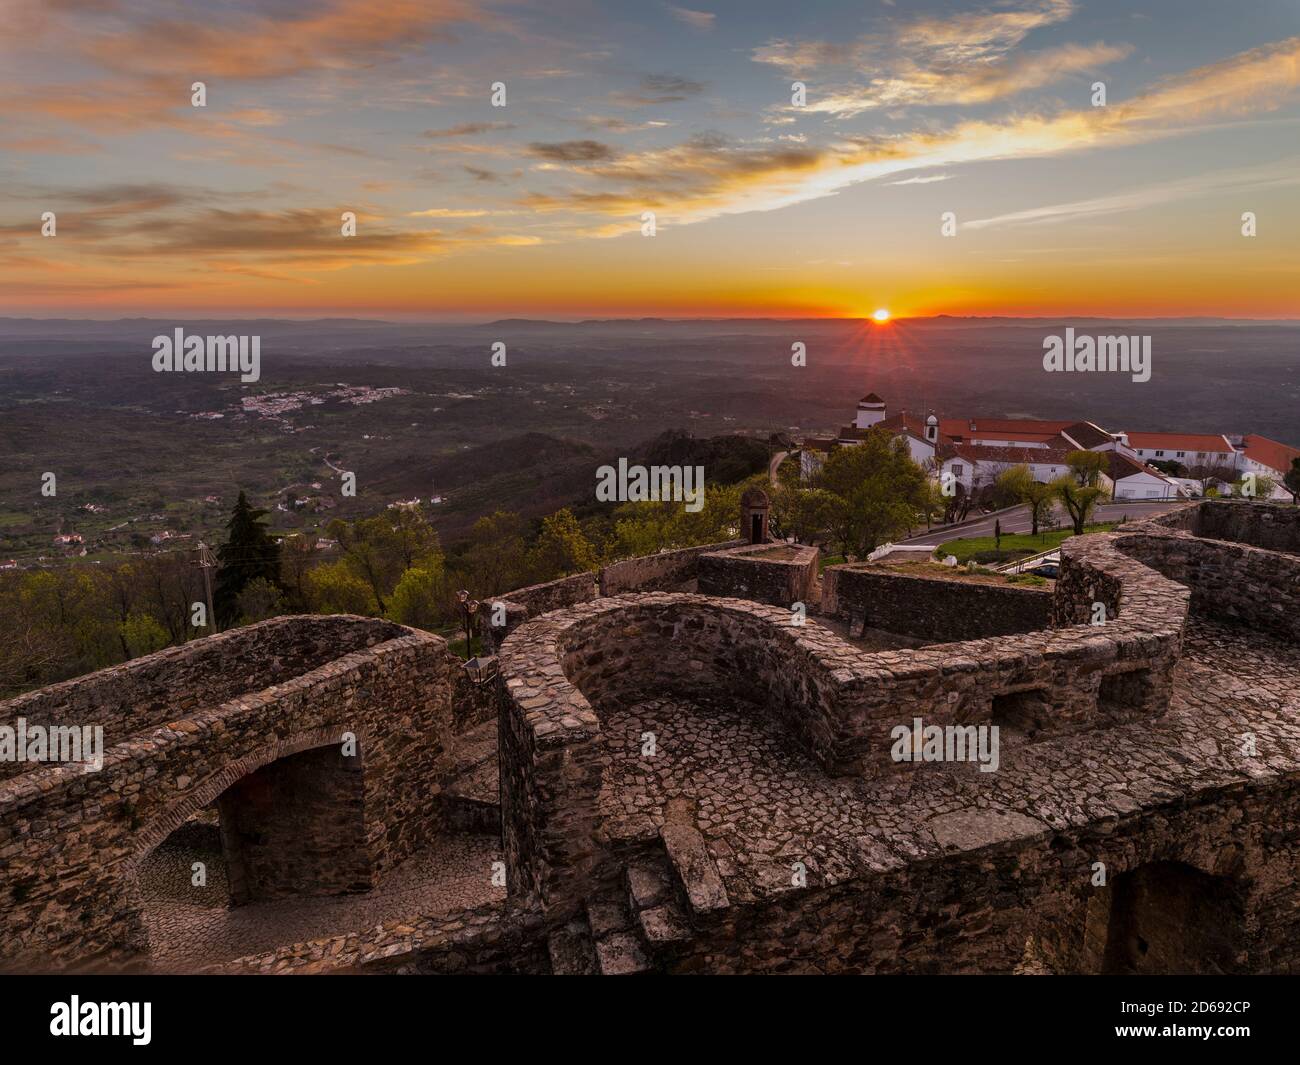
935;523;1117;565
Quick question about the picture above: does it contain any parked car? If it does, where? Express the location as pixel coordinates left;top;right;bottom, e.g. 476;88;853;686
1025;561;1060;579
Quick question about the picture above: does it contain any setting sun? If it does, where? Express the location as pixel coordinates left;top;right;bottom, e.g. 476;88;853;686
872;308;891;323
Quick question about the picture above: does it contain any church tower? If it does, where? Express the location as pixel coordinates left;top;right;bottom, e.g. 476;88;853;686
854;392;886;430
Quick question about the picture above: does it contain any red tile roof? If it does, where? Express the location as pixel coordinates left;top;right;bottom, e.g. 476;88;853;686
1121;432;1235;453
944;444;1073;466
1241;435;1300;476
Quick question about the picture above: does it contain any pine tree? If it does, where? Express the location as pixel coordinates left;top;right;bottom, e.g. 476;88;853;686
213;491;281;626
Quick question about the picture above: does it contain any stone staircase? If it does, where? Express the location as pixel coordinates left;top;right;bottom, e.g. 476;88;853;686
546;819;728;975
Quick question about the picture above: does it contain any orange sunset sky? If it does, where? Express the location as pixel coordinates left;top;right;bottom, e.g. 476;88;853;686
3;0;1299;319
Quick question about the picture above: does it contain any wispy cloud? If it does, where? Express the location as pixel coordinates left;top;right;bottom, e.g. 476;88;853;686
754;0;1128;115
668;6;716;32
963;159;1300;229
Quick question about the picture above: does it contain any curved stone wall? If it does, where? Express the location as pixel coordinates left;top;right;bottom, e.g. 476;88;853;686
0;615;463;971
823;565;1053;643
1108;505;1300;640
497;531;1192;920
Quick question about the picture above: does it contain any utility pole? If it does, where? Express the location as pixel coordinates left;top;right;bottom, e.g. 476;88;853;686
197;541;218;634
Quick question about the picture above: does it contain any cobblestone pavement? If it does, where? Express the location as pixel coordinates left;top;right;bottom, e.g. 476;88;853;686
598;616;1300;907
137;829;504;970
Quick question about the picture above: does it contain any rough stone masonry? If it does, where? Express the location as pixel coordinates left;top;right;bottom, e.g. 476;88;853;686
4;500;1300;975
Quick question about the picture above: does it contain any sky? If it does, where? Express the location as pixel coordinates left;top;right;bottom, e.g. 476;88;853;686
2;0;1300;319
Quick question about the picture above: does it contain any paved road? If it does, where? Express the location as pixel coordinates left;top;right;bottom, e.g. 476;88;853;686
895;500;1181;548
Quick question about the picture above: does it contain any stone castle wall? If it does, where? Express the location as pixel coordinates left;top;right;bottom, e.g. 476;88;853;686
0;616;464;970
1154;498;1300;553
822;566;1052;642
0;616;406;781
599;540;744;596
497;540;1190;923
696;544;818;608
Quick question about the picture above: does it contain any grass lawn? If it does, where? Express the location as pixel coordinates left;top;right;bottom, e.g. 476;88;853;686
935;523;1116;565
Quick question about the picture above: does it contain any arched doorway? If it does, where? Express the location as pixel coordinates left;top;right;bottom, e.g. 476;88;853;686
127;734;371;966
1100;860;1243;974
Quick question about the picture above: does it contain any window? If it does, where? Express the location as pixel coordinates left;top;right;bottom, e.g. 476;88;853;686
1176;451;1185;458
951;463;964;478
1154;450;1164;457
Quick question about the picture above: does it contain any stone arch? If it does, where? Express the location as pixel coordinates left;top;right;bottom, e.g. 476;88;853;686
125;724;363;876
121;726;371;958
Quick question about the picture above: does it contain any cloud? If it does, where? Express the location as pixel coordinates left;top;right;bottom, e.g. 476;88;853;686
963;159;1300;229
425;122;517;138
668;6;715;31
528;140;618;163
753;0;1126;114
612;73;707;106
408;208;491;218
514;37;1300;233
0;0;500;135
886;173;951;185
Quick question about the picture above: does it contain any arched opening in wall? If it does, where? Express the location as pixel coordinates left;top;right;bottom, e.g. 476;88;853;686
131;741;370;967
989;686;1050;745
1100;861;1244;974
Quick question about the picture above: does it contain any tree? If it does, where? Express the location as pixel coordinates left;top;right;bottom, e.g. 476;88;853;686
388;565;447;630
456;510;529;596
214;492;281;626
327;508;442;614
1149;459;1186;477
1286;457;1300;504
771;484;839;544
120;612;169;658
993;465;1034;510
1232;473;1276;501
1053;475;1107;535
527;507;599;580
304;560;378;615
235;577;285;624
1065;450;1106;487
995;464;1056;536
814;430;929;559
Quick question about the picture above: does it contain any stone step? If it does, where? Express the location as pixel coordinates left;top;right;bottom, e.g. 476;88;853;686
625;856;674;913
593;931;651;976
547;920;599;976
660;822;730;917
585;883;652;975
636;897;693;947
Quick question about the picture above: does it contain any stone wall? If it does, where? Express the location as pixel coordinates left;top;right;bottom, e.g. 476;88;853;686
215;901;549;975
643;780;1300;975
1173;498;1300;553
599;540;743;596
1113;528;1300;640
496;572;598;617
0;615;406;778
696;543;818;608
0;616;464;971
496;565;1188;922
823;566;1052;642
